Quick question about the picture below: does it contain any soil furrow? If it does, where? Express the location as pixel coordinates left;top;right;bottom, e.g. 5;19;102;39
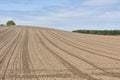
51;31;120;53
21;28;31;78
39;29;120;78
48;31;120;62
36;29;99;80
0;26;120;80
49;30;120;61
0;28;22;80
59;31;120;47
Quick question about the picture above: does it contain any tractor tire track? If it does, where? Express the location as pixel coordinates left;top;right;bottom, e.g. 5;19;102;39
21;28;31;79
48;31;120;62
39;29;120;78
48;31;116;55
10;28;23;80
0;28;22;80
58;31;120;48
0;28;19;49
0;28;14;44
30;28;47;69
53;31;120;51
35;29;100;80
26;27;39;80
0;28;22;65
0;26;120;80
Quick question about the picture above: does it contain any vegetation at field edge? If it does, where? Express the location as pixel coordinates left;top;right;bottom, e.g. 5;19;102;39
72;30;120;35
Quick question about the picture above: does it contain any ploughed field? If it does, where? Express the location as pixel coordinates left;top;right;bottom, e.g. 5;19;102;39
0;26;120;80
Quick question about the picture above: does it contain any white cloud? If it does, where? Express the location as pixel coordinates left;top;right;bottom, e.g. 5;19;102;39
2;8;119;30
97;11;120;21
83;0;119;7
16;9;120;26
24;9;96;22
52;10;95;18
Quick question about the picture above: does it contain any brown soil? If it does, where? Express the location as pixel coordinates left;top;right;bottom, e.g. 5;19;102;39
0;26;120;80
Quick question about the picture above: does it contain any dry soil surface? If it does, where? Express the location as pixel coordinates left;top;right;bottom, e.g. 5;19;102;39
0;26;120;80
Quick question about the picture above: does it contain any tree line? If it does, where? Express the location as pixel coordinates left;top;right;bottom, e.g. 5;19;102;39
0;20;16;26
72;30;120;35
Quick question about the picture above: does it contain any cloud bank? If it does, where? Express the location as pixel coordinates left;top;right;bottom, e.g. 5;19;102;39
0;0;120;30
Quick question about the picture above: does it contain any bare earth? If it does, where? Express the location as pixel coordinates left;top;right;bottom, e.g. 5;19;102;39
0;26;120;80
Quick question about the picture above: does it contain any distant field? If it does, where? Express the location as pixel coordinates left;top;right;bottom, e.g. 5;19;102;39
0;26;120;80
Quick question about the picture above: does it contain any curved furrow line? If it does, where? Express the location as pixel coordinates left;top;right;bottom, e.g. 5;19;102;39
0;28;22;80
48;31;115;55
48;31;120;62
59;31;120;47
55;31;120;51
10;28;23;80
58;30;120;46
26;27;39;80
3;29;22;80
21;28;32;80
21;27;38;80
0;27;11;36
64;30;120;43
35;29;100;80
0;29;18;50
11;47;21;80
0;28;19;49
0;27;14;38
0;28;15;42
26;50;39;80
57;31;120;50
39;29;120;78
33;29;65;70
31;28;47;69
0;27;21;64
0;28;15;44
0;28;21;64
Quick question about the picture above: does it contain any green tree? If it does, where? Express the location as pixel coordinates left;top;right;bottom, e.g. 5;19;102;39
0;24;4;26
72;30;120;35
6;20;16;26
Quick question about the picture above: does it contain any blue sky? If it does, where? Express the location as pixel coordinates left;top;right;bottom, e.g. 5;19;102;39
0;0;120;31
